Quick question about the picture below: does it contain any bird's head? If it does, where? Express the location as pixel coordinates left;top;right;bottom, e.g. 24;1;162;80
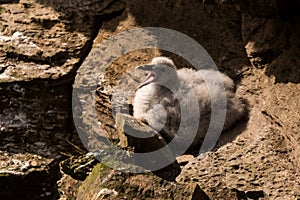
136;57;179;89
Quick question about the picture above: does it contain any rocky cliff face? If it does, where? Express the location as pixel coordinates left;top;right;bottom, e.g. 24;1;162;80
0;0;299;199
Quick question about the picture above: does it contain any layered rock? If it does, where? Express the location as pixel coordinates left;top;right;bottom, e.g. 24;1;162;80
0;0;299;199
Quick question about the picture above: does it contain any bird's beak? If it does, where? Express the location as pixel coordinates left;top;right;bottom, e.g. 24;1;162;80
135;64;155;71
136;65;156;89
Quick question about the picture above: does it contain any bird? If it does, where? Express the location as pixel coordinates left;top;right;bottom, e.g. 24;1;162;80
133;57;246;152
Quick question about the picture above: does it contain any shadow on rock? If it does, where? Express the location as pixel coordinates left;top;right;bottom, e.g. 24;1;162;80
242;5;300;83
215;98;250;150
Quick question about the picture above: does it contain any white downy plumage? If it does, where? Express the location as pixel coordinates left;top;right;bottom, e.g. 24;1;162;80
133;57;246;151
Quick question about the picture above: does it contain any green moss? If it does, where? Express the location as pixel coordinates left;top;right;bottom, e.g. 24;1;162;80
79;163;110;190
0;172;12;177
